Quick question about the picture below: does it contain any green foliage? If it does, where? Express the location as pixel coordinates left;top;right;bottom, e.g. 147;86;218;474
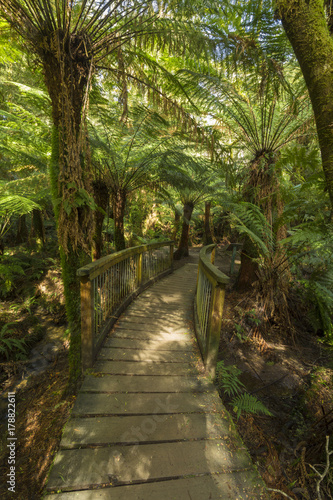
0;322;27;360
228;201;274;257
0;194;41;216
0;252;47;298
232;392;272;420
216;360;272;419
0;257;26;297
284;222;333;343
216;361;245;395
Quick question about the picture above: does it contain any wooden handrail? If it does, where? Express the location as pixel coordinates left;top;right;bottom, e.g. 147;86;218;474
194;244;230;378
77;240;174;371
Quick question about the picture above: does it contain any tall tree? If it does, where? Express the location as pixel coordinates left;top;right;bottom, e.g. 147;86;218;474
0;0;153;381
275;0;333;215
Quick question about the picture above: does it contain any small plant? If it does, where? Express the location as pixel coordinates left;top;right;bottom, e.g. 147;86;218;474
0;323;27;360
216;360;272;419
234;322;247;342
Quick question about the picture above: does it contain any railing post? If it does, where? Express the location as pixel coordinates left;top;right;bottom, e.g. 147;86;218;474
138;250;143;287
80;275;94;372
211;246;216;264
170;242;174;270
205;282;226;378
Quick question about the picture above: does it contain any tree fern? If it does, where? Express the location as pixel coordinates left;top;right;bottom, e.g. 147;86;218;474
227;201;275;257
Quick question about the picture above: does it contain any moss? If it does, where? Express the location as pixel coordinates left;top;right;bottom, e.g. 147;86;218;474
49;125;86;385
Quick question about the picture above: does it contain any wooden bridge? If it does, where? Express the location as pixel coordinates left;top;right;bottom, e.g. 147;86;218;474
45;242;269;499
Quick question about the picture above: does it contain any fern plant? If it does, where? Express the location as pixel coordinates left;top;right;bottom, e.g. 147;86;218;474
284;222;333;343
216;360;272;420
0;323;27;360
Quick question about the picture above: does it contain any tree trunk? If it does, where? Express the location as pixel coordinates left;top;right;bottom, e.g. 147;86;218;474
237;240;259;291
49;126;87;384
16;214;28;245
172;210;181;243
277;0;333;214
32;209;45;250
92;180;109;260
238;155;275;288
113;190;127;251
173;202;194;260
203;201;214;245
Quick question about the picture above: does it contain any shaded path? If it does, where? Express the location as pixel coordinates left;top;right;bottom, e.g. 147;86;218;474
45;264;268;499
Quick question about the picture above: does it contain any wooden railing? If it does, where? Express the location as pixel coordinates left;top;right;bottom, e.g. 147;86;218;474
194;244;230;378
77;240;174;371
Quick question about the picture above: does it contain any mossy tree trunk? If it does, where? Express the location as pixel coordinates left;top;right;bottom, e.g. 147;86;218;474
49;127;89;384
174;201;194;260
238;153;286;290
113;189;127;251
277;0;333;215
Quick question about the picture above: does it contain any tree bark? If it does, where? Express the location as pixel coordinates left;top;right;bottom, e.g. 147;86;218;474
173;201;194;260
31;209;46;249
113;190;127;251
172;209;181;243
203;201;214;245
16;214;28;245
277;0;333;214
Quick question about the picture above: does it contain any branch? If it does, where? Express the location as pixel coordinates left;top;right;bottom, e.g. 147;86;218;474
266;488;294;500
308;435;333;500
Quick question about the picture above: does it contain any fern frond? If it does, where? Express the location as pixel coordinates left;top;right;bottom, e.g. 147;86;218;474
232;393;272;420
0;195;41;216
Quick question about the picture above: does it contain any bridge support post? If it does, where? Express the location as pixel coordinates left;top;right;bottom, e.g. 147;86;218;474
169;243;174;270
205;284;226;378
80;275;94;372
138;251;143;287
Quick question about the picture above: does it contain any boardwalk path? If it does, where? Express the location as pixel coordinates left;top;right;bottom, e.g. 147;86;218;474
46;264;268;499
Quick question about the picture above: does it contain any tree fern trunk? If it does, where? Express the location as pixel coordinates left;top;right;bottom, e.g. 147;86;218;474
50;126;85;385
113;190;126;251
203;201;214;245
32;209;45;250
174;202;194;260
16;214;28;245
172;210;181;243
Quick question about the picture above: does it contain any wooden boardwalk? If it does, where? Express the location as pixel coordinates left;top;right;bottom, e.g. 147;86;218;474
45;264;269;499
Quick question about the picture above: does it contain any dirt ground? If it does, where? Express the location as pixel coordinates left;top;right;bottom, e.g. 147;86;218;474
0;244;332;499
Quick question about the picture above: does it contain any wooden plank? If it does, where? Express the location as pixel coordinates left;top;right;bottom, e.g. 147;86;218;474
80;374;213;393
98;347;196;363
45;471;269;499
71;391;224;416
110;330;192;342
46;440;252;491
60;413;234;448
93;360;198;376
104;338;193;351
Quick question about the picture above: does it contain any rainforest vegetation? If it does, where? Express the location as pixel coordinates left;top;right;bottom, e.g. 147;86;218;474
0;1;332;499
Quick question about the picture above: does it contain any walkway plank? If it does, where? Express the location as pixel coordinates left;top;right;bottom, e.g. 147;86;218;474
46;264;269;499
60;413;234;447
93;360;197;376
80;374;213;392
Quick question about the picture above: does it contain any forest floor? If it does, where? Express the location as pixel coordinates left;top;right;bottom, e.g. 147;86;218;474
0;243;332;499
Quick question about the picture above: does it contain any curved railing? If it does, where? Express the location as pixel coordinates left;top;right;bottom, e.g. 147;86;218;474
77;240;174;371
194;244;230;377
